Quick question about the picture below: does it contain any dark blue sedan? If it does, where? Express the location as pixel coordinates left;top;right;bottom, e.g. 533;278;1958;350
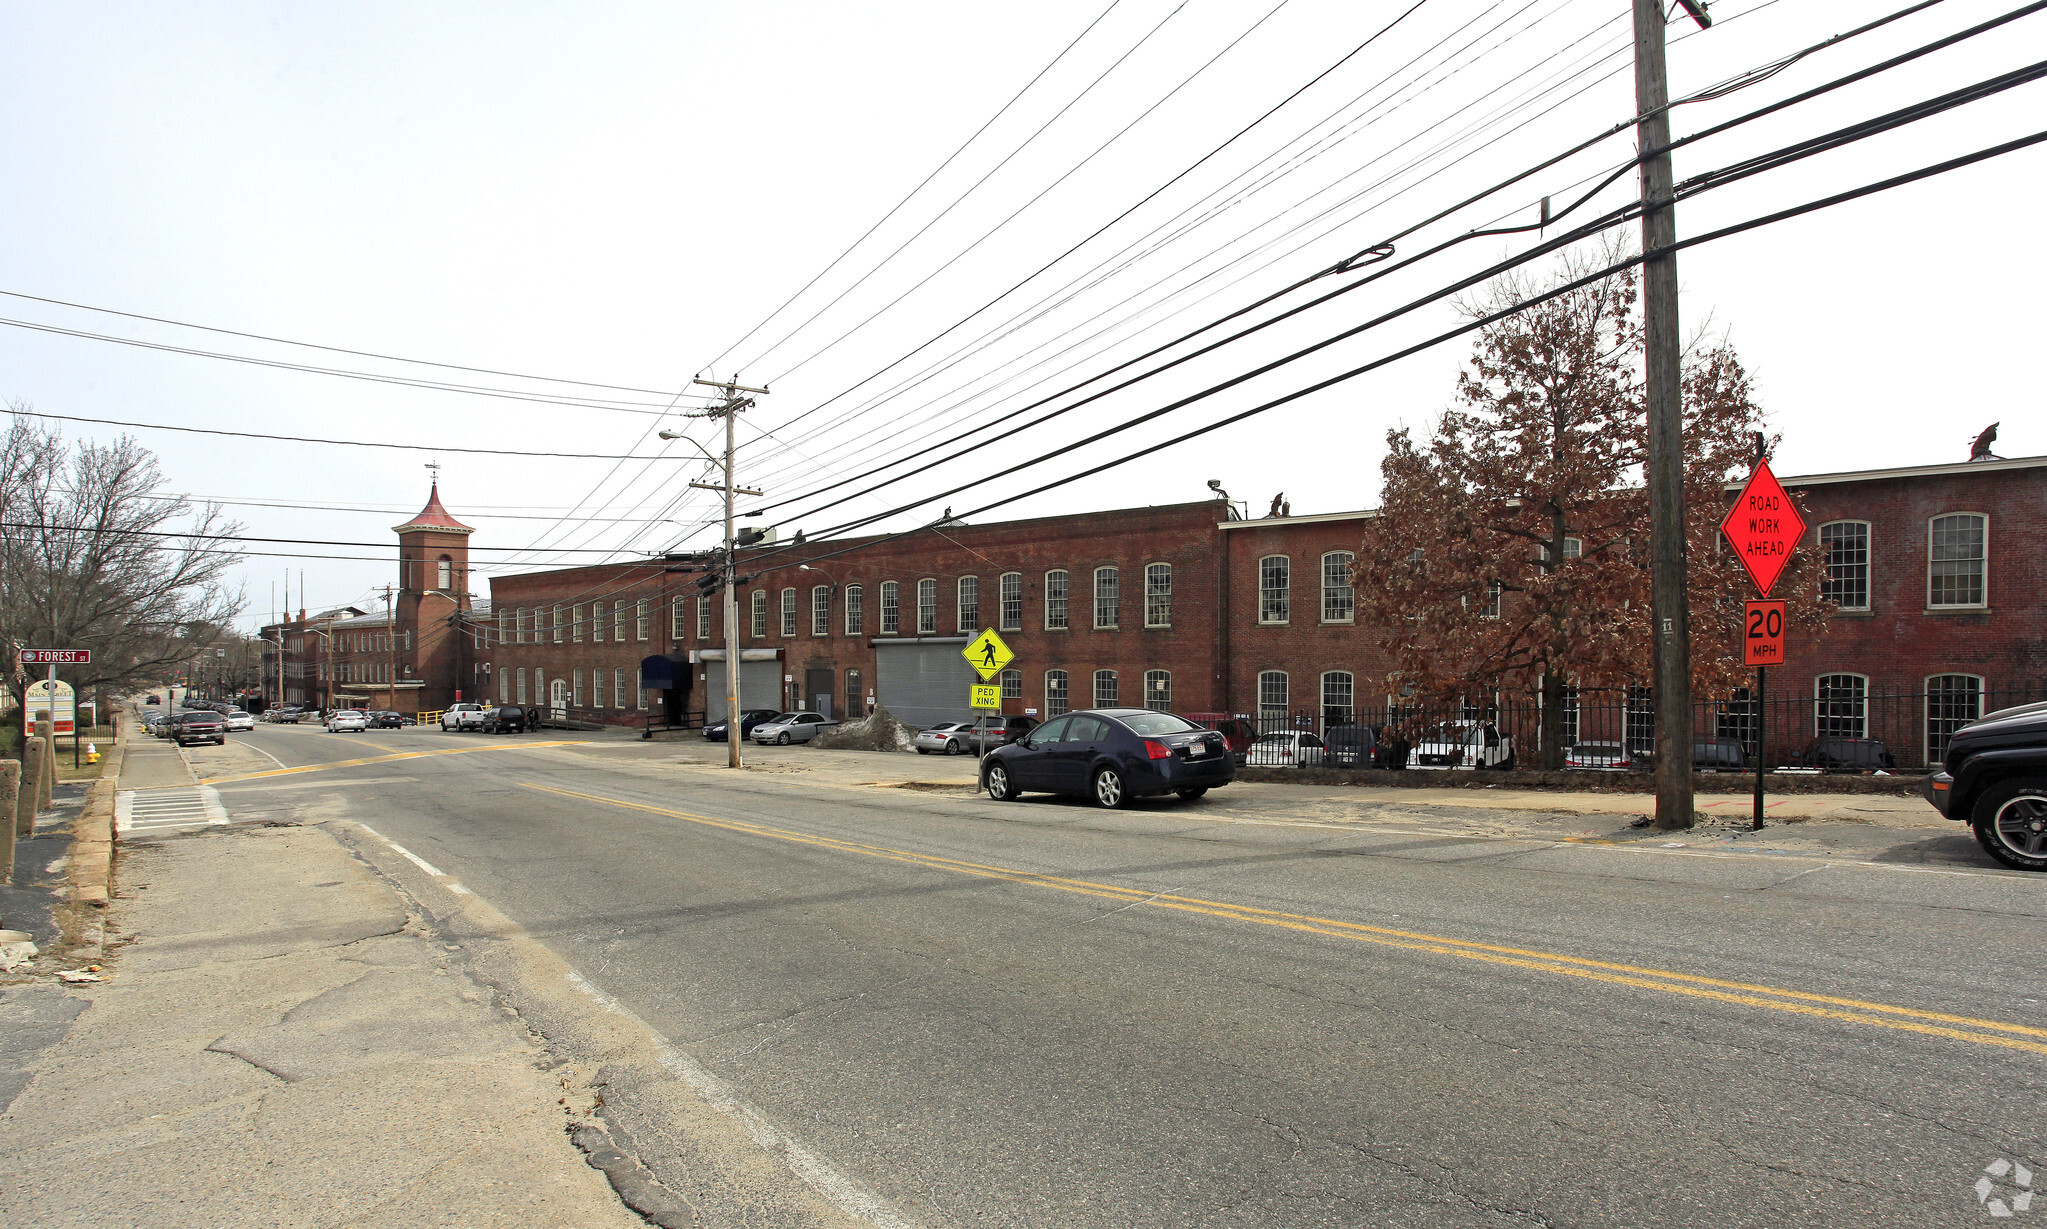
979;709;1234;807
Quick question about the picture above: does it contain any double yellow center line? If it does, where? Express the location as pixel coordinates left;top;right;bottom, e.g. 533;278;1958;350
200;741;591;786
525;782;2047;1058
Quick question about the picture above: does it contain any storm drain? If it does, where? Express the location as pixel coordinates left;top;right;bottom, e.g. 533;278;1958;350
115;786;228;834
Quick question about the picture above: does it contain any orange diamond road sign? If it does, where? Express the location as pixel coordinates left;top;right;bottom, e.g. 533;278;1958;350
1721;459;1805;597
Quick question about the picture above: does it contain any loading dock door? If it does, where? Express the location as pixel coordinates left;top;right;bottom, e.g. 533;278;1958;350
872;638;976;729
703;660;783;722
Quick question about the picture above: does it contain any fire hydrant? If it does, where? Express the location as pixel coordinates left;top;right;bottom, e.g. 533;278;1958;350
86;743;99;765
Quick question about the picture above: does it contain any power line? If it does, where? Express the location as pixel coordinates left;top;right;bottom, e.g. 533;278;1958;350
0;521;664;554
4;407;704;459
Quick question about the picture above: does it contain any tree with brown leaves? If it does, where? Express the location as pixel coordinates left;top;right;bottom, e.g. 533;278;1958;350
1355;248;1826;768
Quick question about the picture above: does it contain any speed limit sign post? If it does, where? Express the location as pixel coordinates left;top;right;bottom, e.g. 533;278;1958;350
1722;448;1804;832
1743;601;1785;667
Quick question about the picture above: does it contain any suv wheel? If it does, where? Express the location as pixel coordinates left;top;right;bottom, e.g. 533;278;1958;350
1973;778;2047;872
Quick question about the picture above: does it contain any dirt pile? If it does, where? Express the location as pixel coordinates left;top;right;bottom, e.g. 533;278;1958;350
813;703;918;753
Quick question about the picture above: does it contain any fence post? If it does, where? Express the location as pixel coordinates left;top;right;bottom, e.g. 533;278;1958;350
0;759;17;885
19;737;45;837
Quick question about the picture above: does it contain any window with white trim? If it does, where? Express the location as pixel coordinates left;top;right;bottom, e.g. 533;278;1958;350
592;667;604;709
781;589;798;637
1093;669;1118;708
697;596;711;641
1926;674;1982;766
958;576;979;631
1322;671;1354;727
1625;685;1655;756
1094;566;1119;628
1815;673;1868;739
917;579;938;634
636;599;649;641
1321;552;1354;623
812;586;831;637
591;601;605;643
1928;513;1986;607
550;605;563;643
671;598;686;640
1257;671;1289;730
845;584;865;636
516;668;528;704
616;666;629;710
1144;563;1171;628
880;581;899;634
572;668;585;707
1000;668;1022;700
571;604;585;643
1258;556;1289;624
616;600;630;641
1045;570;1069;630
999;573;1023;630
1143;669;1171;712
750;591;768;638
1045;669;1070;717
437;556;453;590
1819;521;1870;611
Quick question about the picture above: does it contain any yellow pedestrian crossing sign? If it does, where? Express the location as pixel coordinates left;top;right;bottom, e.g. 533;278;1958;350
962;627;1014;680
970;683;1002;709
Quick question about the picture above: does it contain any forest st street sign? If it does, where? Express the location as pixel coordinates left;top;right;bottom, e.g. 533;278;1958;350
20;649;90;664
1720;459;1804;597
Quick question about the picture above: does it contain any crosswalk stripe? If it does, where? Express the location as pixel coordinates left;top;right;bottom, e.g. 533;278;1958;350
116;786;229;833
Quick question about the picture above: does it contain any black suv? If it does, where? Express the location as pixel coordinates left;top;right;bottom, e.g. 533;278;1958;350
1925;701;2047;872
1796;737;1895;773
171;710;227;747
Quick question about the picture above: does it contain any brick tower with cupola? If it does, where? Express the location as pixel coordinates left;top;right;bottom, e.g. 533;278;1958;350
394;482;476;714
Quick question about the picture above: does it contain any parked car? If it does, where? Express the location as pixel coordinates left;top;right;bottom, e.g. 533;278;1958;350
1245;731;1327;768
1564;741;1632;771
224;710;255;732
1924;700;2047;872
270;706;306;724
751;711;839;745
980;709;1234;807
326;709;369;733
1411;721;1515;770
702;709;781;741
1183;713;1256;762
1324;725;1378;768
1693;736;1749;773
914;722;974;754
438;702;486;731
170;710;227;746
1796;737;1894;773
144;694;160;705
482;704;527;735
967;714;1037;749
367;710;407;729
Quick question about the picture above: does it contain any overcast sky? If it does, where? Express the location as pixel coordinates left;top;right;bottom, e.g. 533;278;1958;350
4;0;2040;630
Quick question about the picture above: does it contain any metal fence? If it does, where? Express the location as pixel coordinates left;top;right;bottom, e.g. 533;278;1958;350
1244;682;2047;772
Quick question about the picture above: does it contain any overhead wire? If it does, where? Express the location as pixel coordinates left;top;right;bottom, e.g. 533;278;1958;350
1;407;707;460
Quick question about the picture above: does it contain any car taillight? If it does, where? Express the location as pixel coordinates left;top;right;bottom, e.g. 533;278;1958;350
1143;739;1173;760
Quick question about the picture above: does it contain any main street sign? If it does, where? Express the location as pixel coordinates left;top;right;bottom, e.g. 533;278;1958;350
1720;459;1805;597
961;628;1015;681
19;649;90;665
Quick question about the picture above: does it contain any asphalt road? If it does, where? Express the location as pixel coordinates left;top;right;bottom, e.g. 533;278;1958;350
179;721;2047;1228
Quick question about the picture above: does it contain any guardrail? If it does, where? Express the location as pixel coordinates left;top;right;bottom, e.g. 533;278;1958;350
417;709;445;727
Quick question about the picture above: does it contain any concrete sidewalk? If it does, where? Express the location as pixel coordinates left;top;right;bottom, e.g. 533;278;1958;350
0;795;639;1225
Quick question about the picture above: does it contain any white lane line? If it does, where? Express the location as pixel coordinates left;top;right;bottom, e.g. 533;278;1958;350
236;738;292;770
563;971;917;1229
355;823;446;877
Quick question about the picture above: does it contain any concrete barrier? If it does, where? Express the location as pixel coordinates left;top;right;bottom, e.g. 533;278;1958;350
18;736;44;837
36;716;54;810
70;778;115;908
0;760;16;885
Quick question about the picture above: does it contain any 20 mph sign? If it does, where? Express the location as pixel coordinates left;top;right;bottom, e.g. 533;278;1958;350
1720;459;1805;597
19;649;90;665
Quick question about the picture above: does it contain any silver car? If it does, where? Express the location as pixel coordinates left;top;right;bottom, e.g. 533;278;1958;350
750;711;839;745
224;710;255;731
913;722;977;755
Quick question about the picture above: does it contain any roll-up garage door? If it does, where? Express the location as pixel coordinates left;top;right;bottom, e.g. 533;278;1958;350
872;637;975;729
702;659;783;721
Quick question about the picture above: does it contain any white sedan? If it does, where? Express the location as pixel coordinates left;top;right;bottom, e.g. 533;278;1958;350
1244;731;1327;768
750;711;839;745
325;709;369;733
224;710;256;731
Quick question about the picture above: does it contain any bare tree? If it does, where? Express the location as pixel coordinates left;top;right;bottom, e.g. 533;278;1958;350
1;409;247;712
1354;248;1827;767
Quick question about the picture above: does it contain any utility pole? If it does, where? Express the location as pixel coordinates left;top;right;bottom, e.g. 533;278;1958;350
1636;0;1709;830
670;376;768;770
380;584;398;712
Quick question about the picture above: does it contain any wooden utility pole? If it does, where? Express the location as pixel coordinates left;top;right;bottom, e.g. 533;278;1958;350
381;585;398;712
1635;0;1706;830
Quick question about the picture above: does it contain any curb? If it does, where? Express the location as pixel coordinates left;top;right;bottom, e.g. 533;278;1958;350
69;778;116;911
1234;765;1925;796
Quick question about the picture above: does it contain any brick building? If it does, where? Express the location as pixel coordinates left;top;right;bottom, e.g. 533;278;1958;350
264;456;2046;767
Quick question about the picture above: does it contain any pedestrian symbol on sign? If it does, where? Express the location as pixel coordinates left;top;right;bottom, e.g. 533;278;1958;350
960;628;1015;681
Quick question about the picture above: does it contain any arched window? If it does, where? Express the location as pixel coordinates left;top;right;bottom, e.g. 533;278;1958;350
697;596;712;640
1818;521;1870;611
845;584;865;636
572;604;585;643
1257;671;1289;731
879;581;900;634
497;608;510;645
671;598;687;640
635;599;649;641
1143;669;1171;712
917;579;938;634
1816;673;1869;739
1321;671;1354;727
1926;674;1983;765
592;667;604;709
812;586;831;636
750;590;768;638
957;576;980;631
1045;669;1070;717
1258;556;1289;624
999;573;1023;630
591;601;606;643
1321;552;1354;623
436;556;453;591
572;668;585;707
498;667;509;702
616;666;630;710
1044;570;1070;630
1928;513;1987;608
780;587;798;637
1093;566;1119;628
1093;669;1118;708
1144;563;1171;627
516;668;529;704
553;605;565;643
1000;668;1022;700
